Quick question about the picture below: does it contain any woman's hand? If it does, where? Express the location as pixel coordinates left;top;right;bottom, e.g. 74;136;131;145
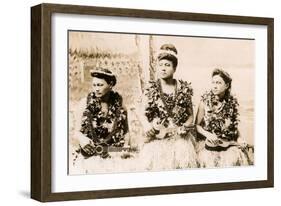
177;124;195;136
152;118;164;131
144;118;162;140
81;144;96;156
206;133;219;145
145;127;159;139
177;126;188;136
237;137;248;149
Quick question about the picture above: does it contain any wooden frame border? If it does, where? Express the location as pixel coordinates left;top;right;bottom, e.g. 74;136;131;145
31;3;274;202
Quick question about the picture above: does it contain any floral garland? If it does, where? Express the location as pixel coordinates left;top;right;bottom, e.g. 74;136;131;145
80;91;127;147
144;79;193;127
202;91;239;141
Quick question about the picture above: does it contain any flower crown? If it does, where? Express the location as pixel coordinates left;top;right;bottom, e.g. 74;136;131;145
156;49;178;58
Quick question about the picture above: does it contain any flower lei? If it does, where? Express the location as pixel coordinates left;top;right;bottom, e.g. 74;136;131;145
144;79;193;127
202;91;239;141
80;91;127;147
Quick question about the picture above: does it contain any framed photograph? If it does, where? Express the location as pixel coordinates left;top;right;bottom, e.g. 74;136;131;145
31;3;274;202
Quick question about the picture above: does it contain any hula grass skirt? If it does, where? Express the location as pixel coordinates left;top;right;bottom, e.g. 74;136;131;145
137;133;198;171
196;140;253;168
69;147;139;174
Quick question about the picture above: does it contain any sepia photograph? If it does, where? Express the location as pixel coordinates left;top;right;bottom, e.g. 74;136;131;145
31;4;273;201
68;31;255;175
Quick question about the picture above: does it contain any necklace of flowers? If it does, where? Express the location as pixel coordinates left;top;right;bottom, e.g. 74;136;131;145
202;91;239;140
87;91;127;146
145;79;193;127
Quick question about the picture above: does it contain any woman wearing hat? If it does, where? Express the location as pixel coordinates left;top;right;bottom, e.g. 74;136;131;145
79;68;128;158
195;68;252;167
138;44;197;171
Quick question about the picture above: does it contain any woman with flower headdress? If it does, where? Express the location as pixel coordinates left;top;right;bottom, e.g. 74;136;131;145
78;68;128;159
195;68;252;168
138;44;198;171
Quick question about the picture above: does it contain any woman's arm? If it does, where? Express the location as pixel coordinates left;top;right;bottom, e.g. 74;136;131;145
135;92;158;138
79;95;94;142
195;100;206;135
195;101;218;143
236;131;248;149
77;96;96;156
177;107;194;136
184;107;194;126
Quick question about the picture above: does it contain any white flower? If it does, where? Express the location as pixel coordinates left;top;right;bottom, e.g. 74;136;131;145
92;121;97;127
222;118;231;130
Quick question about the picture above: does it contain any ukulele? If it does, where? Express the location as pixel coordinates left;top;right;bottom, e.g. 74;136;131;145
80;124;132;158
79;143;133;159
205;136;253;151
155;127;178;139
205;138;240;149
153;121;195;140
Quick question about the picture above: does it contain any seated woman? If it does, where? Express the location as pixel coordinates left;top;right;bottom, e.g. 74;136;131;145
79;68;128;158
138;44;197;171
195;68;252;168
